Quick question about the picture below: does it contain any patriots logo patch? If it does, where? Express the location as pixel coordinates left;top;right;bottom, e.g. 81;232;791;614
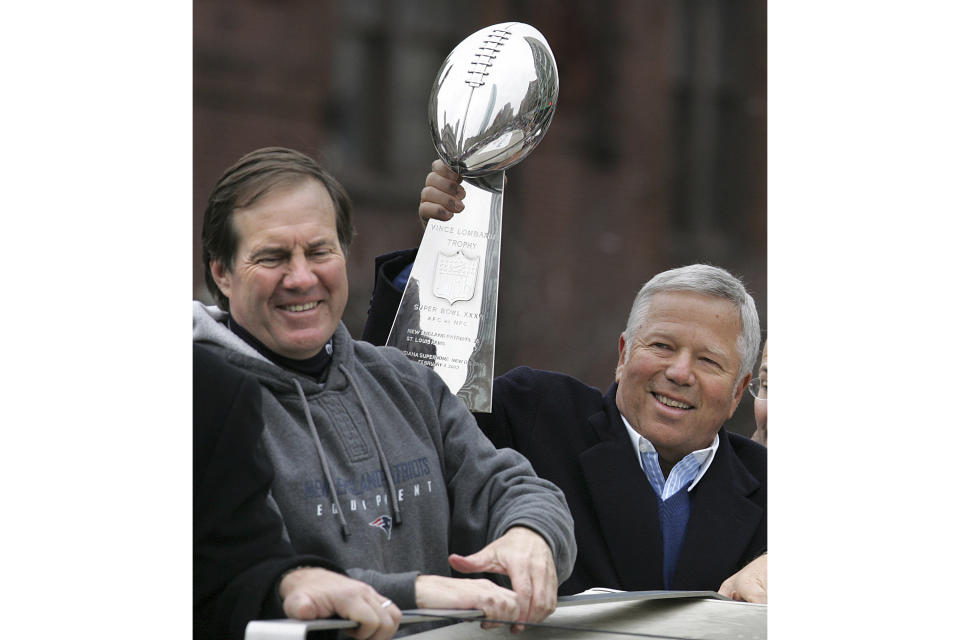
369;515;393;540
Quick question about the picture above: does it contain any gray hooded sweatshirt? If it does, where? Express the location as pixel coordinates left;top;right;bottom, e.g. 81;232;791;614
193;303;576;610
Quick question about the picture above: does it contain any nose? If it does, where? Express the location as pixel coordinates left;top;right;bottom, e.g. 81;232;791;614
282;254;318;290
664;351;695;386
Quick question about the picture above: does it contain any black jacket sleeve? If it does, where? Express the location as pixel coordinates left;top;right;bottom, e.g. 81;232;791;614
361;248;418;345
193;344;342;640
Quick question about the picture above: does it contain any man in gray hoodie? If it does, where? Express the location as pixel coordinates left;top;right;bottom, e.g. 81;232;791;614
193;147;576;631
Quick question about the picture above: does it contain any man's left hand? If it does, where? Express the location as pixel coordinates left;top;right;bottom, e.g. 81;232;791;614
448;526;558;631
718;554;767;603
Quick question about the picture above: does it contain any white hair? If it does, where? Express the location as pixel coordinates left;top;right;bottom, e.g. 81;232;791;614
622;264;761;382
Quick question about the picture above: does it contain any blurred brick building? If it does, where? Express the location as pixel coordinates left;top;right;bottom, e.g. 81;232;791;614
194;0;766;434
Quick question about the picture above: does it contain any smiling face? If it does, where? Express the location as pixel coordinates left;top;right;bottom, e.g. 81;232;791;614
615;290;751;464
210;178;348;359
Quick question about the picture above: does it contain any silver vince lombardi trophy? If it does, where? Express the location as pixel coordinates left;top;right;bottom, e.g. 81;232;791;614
385;23;559;412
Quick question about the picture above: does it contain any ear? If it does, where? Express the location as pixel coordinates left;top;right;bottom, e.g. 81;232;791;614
210;260;233;300
728;373;752;419
615;334;628;383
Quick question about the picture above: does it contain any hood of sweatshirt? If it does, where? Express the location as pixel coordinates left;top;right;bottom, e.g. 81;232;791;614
193;302;404;536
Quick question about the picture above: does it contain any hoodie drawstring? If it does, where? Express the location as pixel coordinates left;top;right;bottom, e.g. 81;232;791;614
339;364;403;526
292;378;351;539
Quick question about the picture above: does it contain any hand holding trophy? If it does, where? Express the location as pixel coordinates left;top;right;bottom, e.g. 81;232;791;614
386;23;558;412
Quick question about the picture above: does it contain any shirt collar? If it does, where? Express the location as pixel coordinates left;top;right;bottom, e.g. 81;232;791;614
620;413;719;499
227;314;334;381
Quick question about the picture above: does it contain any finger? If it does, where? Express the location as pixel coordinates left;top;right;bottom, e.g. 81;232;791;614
418;188;462;226
374;605;403;640
474;583;519;626
491;588;521;624
507;567;532;625
419;201;454;223
526;570;557;623
739;582;766;604
370;600;401;640
343;600;384;640
425;171;465;198
419;185;463;218
449;550;501;576
430;158;461;181
718;577;735;600
282;591;319;619
510;576;538;633
503;549;555;624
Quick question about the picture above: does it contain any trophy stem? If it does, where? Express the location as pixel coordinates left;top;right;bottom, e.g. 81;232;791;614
385;172;504;412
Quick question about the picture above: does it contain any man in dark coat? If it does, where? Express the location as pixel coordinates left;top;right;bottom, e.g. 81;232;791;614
361;162;768;602
194;344;400;640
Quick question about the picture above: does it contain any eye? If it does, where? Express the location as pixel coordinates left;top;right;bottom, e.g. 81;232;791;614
256;256;282;266
651;342;671;350
308;249;331;260
699;357;722;369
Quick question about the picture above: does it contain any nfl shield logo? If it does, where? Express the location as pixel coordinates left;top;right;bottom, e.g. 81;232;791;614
433;251;480;304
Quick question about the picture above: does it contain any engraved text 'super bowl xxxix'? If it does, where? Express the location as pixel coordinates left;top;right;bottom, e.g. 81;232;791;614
428;22;559;177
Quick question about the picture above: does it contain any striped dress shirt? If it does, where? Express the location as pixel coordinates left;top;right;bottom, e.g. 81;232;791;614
621;415;719;500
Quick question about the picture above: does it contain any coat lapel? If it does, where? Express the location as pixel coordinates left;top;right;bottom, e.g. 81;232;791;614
578;388;664;589
673;429;763;589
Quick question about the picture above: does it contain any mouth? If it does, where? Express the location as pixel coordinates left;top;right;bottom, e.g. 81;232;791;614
278;301;319;313
652;392;694;410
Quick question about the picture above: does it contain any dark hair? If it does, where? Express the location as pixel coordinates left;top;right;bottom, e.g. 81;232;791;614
201;147;354;310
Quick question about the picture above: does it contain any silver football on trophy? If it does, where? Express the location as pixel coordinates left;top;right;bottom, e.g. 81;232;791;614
428;22;559;177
